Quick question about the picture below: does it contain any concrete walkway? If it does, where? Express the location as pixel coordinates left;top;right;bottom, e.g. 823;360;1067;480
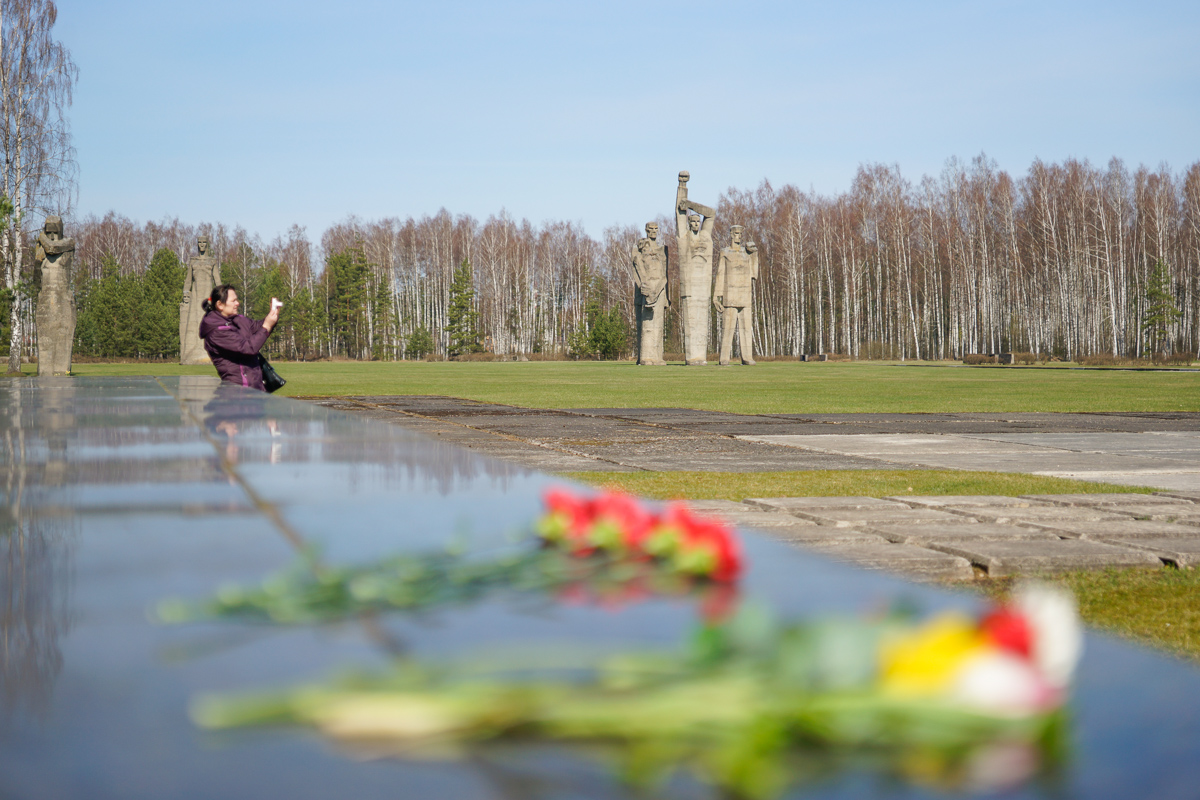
742;432;1200;491
686;492;1200;581
305;396;1200;487
304;396;1200;580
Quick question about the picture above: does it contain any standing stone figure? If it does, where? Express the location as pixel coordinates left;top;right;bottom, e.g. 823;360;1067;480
34;216;77;376
632;222;669;365
714;227;759;366
675;171;717;365
180;235;221;365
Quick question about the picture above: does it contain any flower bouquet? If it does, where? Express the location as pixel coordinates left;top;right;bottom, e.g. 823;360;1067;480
158;489;742;626
166;489;1082;797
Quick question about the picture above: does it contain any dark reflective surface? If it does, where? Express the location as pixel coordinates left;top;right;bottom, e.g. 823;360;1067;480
2;377;1199;799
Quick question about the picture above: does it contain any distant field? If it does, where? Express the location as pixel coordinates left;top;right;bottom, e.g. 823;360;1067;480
60;360;1200;414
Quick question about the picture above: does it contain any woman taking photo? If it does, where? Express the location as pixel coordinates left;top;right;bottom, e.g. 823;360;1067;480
199;284;282;391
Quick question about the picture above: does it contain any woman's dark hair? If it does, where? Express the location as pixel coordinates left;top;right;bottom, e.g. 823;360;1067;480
202;284;237;313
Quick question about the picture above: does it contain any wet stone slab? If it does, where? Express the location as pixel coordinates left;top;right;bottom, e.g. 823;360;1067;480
11;382;1200;798
925;539;1163;577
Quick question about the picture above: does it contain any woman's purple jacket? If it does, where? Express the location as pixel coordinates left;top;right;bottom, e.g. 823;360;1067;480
199;310;273;391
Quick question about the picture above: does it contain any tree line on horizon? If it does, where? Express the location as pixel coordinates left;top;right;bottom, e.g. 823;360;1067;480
3;154;1197;364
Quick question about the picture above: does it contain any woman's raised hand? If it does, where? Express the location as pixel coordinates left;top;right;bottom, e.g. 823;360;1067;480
263;297;283;331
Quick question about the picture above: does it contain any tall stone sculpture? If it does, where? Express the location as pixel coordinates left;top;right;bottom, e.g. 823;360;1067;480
675;171;716;365
180;235;221;365
714;227;759;366
632;222;669;365
35;216;77;376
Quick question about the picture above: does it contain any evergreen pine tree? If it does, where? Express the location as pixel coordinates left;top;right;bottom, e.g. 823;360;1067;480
406;327;434;360
324;247;371;358
83;256;139;357
446;259;481;357
136;248;186;358
371;275;395;360
1142;259;1181;359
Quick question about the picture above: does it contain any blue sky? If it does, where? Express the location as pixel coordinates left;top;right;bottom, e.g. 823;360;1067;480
57;0;1199;241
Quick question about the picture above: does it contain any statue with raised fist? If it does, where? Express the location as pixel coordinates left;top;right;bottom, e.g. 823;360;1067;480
632;222;669;365
675;171;716;365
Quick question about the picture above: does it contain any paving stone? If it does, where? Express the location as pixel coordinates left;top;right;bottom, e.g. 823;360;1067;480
770;529;890;546
867;523;1061;545
1019;518;1200;539
1104;505;1200;522
1022;493;1193;507
746;496;909;512
889;495;1051;508
1088;535;1200;567
805;542;975;581
1154;491;1200;503
677;500;761;513
951;506;1132;525
924;539;1161;576
789;507;973;528
720;511;818;528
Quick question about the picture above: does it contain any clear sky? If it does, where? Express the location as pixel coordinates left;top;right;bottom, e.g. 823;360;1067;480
56;0;1199;242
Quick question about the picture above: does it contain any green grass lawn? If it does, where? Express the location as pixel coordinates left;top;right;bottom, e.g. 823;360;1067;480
563;470;1153;499
57;359;1200;414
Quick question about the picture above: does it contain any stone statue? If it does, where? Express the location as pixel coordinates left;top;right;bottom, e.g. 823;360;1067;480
675;171;716;365
632;222;669;365
714;228;758;366
34;216;76;376
180;235;221;365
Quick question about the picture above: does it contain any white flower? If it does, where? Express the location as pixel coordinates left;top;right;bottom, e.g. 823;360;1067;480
1011;581;1083;689
952;651;1053;715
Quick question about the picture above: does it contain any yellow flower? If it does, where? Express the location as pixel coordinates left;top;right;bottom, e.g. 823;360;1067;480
879;613;986;696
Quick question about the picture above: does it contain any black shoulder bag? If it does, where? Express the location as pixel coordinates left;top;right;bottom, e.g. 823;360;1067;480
259;354;286;393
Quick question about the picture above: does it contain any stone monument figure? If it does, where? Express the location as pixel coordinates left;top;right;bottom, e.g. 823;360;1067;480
180;235;221;365
34;216;77;376
632;222;669;365
675;171;716;365
714;227;758;366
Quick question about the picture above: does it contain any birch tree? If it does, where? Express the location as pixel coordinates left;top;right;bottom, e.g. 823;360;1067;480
1;0;75;373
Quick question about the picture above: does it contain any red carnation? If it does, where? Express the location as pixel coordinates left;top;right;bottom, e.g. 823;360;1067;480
981;606;1034;659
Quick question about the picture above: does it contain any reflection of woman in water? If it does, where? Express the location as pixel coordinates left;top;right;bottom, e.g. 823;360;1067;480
198;284;281;391
203;384;280;463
